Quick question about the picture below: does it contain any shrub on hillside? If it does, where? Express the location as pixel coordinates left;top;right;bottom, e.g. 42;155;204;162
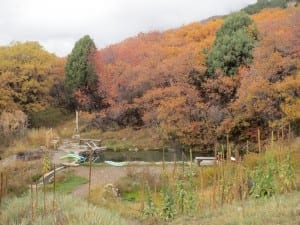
29;107;71;128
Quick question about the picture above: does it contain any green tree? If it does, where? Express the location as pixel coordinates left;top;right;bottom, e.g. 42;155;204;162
65;35;101;111
243;0;288;15
206;12;258;76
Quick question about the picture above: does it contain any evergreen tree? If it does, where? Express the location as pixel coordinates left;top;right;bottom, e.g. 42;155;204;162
243;0;288;15
65;35;101;111
206;12;258;76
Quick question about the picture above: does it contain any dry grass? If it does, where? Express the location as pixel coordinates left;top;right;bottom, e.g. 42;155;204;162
2;128;59;157
81;127;165;150
86;137;300;223
0;160;43;196
47;118;164;150
87;166;164;220
54;120;76;138
1;117;299;225
171;191;300;225
88;184;142;219
0;193;128;225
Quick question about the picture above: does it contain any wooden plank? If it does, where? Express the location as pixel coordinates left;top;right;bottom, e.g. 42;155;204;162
104;161;128;167
85;142;106;151
195;157;216;160
79;139;102;145
194;157;216;166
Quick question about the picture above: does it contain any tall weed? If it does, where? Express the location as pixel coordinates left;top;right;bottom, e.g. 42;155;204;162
0;193;127;225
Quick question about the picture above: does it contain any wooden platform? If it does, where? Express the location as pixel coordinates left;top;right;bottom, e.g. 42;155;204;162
85;141;106;152
194;157;217;166
79;138;102;145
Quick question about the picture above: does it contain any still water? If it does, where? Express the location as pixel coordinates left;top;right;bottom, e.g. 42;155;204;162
94;149;207;163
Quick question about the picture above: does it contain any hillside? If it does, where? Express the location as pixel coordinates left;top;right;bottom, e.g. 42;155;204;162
0;5;299;154
89;6;300;151
0;3;300;225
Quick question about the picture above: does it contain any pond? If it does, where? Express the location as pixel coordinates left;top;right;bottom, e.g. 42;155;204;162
93;149;210;163
60;140;213;163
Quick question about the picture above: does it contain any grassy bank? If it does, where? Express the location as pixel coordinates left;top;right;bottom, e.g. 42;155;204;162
1;119;164;158
1;119;299;225
85;138;300;224
172;191;300;225
46;170;88;194
0;194;127;225
42;118;165;150
0;138;299;225
80;127;165;150
1;128;58;158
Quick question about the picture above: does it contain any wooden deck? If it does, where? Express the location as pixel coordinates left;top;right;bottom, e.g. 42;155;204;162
194;156;217;166
85;141;106;151
79;138;102;145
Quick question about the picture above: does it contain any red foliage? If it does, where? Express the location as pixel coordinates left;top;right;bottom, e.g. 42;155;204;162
88;7;300;149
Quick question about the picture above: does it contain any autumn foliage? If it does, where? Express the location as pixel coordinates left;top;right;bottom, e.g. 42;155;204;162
0;5;299;153
0;42;65;142
90;6;300;151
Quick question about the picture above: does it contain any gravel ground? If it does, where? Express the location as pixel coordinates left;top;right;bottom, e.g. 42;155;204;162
51;143;171;198
71;165;167;197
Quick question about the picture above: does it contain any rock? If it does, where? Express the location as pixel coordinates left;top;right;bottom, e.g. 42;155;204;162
72;134;80;140
104;183;120;197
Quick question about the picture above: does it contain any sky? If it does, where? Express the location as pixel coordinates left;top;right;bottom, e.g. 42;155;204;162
0;0;257;56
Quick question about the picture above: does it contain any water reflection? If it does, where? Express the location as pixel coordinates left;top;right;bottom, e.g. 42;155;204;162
94;150;206;163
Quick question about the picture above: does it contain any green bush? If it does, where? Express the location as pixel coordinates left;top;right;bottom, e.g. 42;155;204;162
143;183;157;217
160;186;176;220
29;107;71;128
250;153;296;198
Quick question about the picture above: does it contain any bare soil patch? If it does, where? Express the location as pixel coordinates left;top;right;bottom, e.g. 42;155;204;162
71;165;165;197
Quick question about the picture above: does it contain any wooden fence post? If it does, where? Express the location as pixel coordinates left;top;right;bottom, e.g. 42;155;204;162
76;110;79;133
257;128;261;153
190;148;193;168
288;123;291;141
43;175;46;217
53;163;56;213
0;172;3;205
181;151;185;176
271;130;274;151
35;180;38;215
5;173;7;195
31;182;34;222
172;152;177;179
162;148;165;173
226;134;231;160
88;149;92;203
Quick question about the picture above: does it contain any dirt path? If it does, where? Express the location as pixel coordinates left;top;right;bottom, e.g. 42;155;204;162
71;165;166;197
72;166;128;197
